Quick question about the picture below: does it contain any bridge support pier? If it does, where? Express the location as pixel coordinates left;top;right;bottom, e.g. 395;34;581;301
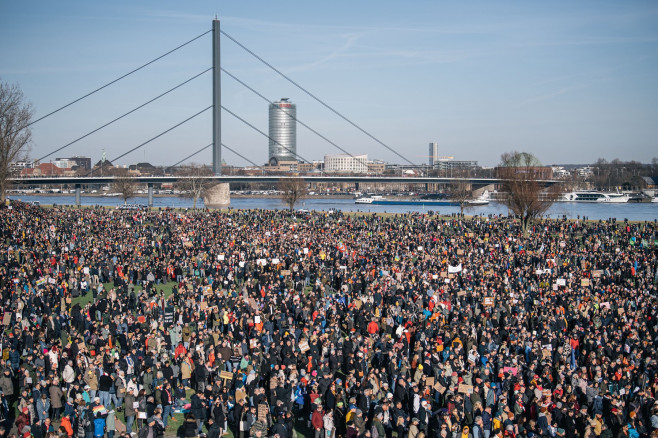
75;184;81;207
202;183;230;208
354;182;359;191
147;183;153;208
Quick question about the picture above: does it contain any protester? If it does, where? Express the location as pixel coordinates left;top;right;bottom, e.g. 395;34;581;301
0;202;656;438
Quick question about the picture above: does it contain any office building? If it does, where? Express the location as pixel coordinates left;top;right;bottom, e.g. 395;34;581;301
324;154;369;173
268;98;297;165
429;142;439;166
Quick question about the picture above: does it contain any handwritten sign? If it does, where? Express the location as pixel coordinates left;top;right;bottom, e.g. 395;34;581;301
581;279;590;287
592;270;603;278
483;297;494;307
425;377;435;388
299;340;310;353
258;404;269;423
435;383;447;394
458;384;474;395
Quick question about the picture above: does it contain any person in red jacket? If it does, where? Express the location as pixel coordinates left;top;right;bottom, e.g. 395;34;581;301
367;319;379;335
312;405;325;438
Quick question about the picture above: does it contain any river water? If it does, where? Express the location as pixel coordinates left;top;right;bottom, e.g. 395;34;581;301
9;194;658;221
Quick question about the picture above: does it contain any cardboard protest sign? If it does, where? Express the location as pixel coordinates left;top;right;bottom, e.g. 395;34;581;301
258;404;269;423
219;371;234;382
458;384;474;395
299;340;310;353
434;383;447;394
425;377;435;388
483;297;494;307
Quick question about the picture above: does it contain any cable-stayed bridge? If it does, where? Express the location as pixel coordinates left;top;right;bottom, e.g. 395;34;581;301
9;19;556;206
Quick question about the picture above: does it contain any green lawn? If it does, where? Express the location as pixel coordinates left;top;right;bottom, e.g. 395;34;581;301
70;281;178;308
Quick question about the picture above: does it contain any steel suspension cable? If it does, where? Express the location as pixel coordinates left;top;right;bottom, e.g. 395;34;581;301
169;142;260;169
221;67;369;170
24;30;212;131
81;106;212;176
220;29;418;167
221;105;312;164
36;68;212;162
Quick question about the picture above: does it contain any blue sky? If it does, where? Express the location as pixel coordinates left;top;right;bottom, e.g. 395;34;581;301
1;1;657;167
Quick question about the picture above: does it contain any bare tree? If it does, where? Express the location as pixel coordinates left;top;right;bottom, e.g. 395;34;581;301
497;151;560;235
176;164;214;209
278;177;308;211
448;170;473;216
113;177;137;204
0;80;33;202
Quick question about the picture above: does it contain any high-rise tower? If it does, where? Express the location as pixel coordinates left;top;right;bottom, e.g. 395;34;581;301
268;98;297;165
429;142;439;167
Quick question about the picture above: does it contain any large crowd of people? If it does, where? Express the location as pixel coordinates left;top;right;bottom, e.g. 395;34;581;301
0;202;657;438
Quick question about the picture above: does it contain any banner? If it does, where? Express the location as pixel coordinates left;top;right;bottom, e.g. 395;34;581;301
448;264;462;274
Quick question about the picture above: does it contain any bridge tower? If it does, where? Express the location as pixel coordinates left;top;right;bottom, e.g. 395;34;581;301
204;18;231;207
212;18;221;175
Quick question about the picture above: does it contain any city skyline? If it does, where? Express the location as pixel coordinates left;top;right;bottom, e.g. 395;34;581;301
1;1;657;168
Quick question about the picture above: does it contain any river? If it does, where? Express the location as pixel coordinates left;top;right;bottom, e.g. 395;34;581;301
9;194;658;221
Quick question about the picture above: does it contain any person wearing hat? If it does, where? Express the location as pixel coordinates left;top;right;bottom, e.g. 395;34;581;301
36;393;50;423
353;409;366;436
334;401;347;437
311;404;325;438
409;417;421;438
0;370;13;403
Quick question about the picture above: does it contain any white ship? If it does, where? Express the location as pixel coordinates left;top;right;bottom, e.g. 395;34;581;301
355;195;385;204
561;191;629;203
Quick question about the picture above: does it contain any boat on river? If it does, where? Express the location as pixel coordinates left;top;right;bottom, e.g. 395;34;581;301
355;191;490;206
561;191;629;203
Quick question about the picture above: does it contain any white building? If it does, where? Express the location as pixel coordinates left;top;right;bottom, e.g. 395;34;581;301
52;158;76;169
324;154;368;173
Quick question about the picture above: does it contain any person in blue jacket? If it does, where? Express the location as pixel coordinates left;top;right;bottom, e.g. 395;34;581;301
93;412;106;438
